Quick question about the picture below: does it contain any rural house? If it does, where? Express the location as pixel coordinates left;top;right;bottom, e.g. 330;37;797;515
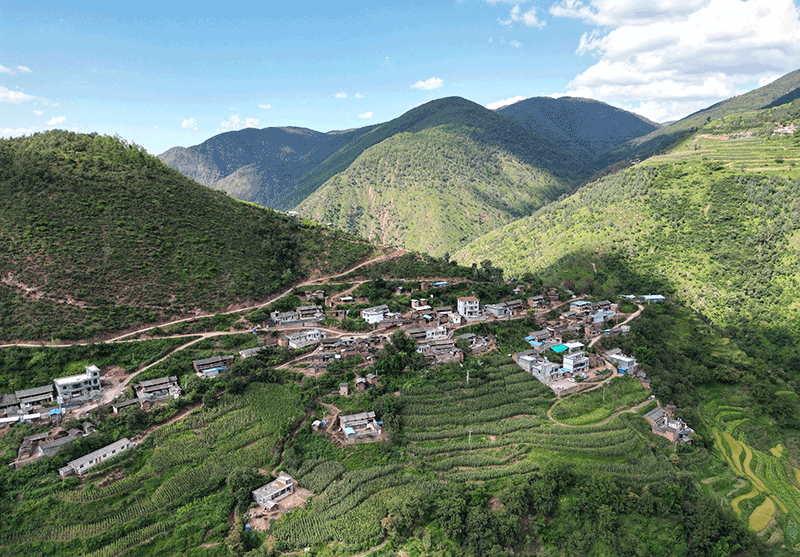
252;473;295;510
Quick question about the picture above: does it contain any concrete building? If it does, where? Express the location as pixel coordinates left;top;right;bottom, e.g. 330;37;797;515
287;329;327;349
562;351;590;374
361;305;389;324
59;438;136;476
457;296;481;319
252;473;295;509
54;365;102;403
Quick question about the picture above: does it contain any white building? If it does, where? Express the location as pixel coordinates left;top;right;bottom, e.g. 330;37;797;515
287;329;327;349
252;473;295;509
54;365;102;403
59;438;135;476
457;296;480;319
562;351;590;374
361;305;389;324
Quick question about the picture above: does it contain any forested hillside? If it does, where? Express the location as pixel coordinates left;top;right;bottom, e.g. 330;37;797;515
157;126;377;208
496;96;658;159
0;131;373;340
457;99;800;358
297;97;591;256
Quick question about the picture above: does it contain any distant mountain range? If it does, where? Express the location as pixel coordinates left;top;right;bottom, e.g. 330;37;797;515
159;95;658;255
158;125;378;208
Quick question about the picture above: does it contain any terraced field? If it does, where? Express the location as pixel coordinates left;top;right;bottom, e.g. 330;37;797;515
706;403;800;546
0;383;305;556
643;133;800;173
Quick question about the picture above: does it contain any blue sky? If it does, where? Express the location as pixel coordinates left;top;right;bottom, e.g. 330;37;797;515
2;0;799;154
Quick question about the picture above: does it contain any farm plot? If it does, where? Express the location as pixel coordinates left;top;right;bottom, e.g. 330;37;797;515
549;377;649;426
712;420;800;539
0;382;304;557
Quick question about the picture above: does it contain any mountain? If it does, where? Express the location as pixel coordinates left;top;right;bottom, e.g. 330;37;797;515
0;131;373;341
599;68;800;166
157;125;377;208
296;97;599;256
456;98;800;353
495;96;659;159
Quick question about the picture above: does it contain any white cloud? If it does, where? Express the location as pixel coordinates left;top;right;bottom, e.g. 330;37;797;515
359;111;374;119
500;5;546;28
259;104;272;109
46;116;66;126
153;125;160;129
335;92;348;98
181;118;198;130
411;77;444;90
551;0;800;122
0;87;35;103
17;66;32;74
32;109;44;116
355;93;364;98
510;39;523;48
0;127;34;137
0;66;12;74
220;114;260;131
486;95;526;109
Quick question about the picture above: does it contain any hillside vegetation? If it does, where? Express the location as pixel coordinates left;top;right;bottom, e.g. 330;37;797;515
456;100;800;355
297;97;593;256
599;68;800;166
297;124;567;256
496;96;659;159
157;126;377;208
0;131;373;340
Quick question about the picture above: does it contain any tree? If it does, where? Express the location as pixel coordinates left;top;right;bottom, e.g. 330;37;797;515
228;467;263;512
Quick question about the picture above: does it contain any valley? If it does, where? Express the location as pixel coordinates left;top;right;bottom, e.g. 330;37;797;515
1;70;800;557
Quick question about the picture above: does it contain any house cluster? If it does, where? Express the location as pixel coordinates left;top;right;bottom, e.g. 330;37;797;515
308;336;385;374
11;421;96;470
338;373;379;396
337;411;382;443
270;304;325;326
59;437;136;477
644;405;694;444
252;472;295;510
0;365;103;424
773;123;797;134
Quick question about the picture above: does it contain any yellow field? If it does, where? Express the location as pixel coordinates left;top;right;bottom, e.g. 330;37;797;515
749;497;776;532
770;444;784;458
722;431;744;474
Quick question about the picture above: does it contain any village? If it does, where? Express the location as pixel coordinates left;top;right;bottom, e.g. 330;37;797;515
0;278;693;519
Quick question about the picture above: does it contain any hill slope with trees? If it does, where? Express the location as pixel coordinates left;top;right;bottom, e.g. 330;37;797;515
296;97;596;256
456;99;800;359
157;125;378;209
0;131;373;340
495;96;659;159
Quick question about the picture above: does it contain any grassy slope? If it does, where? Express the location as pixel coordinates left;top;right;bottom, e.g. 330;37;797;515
456;100;800;345
0;131;373;340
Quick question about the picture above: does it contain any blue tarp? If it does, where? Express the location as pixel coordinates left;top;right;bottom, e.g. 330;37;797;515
551;344;568;353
